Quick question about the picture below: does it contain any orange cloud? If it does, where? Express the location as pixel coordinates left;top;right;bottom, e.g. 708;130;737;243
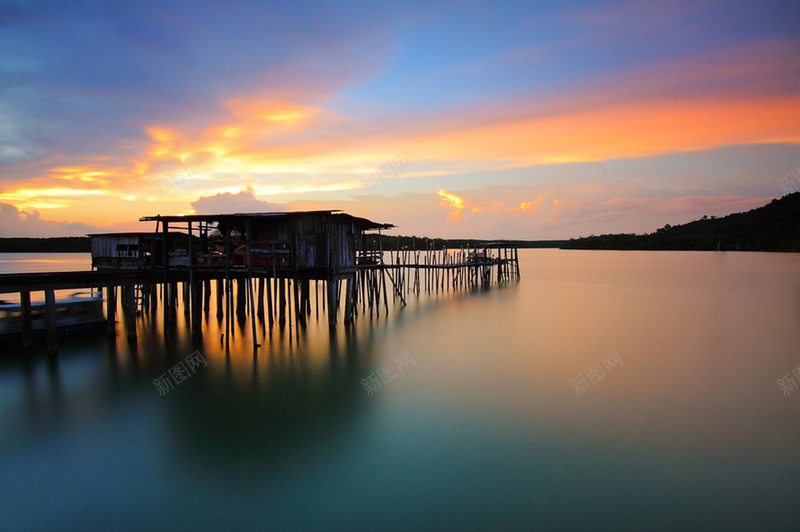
5;37;797;236
489;197;542;215
437;189;484;220
124;42;800;206
398;96;800;170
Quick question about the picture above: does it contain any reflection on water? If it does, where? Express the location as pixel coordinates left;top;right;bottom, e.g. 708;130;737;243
0;250;799;530
0;253;91;273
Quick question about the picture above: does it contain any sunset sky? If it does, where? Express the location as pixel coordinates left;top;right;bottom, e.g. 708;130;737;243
1;0;799;239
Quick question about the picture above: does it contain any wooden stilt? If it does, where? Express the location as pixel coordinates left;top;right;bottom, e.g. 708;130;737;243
162;283;169;330
191;280;202;333
266;273;274;328
328;278;337;327
204;279;211;313
287;278;293;336
344;274;355;324
124;285;137;339
45;290;58;354
183;281;190;317
279;277;286;324
236;278;246;321
257;277;265;319
216;279;224;319
20;291;33;347
244;220;258;350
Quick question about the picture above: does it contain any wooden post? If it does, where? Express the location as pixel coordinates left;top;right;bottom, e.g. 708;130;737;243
225;280;231;349
257;277;265;319
182;281;190;317
162;220;169;273
106;285;116;333
236;278;246;321
296;276;306;327
266;273;274;328
304;279;311;318
125;285;137;339
224;228;231;349
204;279;211;313
271;253;278;324
45;290;57;355
162;283;170;330
287;278;293;336
20;291;33;348
279;276;286;324
245;220;258;350
216;278;224;319
187;221;194;323
191;280;202;333
344;274;355;324
328;277;337;327
150;283;158;314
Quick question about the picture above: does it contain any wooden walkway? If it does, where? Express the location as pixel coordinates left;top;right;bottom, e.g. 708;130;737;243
0;244;519;354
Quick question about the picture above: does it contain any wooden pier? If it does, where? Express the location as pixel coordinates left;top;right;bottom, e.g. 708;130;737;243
0;211;520;353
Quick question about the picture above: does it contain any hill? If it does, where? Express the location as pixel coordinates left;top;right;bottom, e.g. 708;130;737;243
560;192;800;251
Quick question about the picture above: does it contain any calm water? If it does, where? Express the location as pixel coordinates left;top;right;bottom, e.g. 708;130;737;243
0;250;798;530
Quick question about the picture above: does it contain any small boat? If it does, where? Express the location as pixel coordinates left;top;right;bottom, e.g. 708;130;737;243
0;291;106;342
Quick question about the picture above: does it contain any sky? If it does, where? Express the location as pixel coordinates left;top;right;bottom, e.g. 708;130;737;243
1;0;799;239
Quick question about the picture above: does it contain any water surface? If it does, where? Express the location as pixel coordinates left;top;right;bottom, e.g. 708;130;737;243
0;250;798;530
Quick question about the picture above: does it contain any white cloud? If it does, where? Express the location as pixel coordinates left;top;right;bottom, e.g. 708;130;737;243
0;203;100;237
190;187;287;215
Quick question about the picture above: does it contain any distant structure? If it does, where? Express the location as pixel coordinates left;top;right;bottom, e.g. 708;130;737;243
1;210;519;353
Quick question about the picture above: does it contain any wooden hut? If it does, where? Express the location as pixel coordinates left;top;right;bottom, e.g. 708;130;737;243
89;232;200;270
137;211;394;277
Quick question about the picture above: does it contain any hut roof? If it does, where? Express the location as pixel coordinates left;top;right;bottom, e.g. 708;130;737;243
138;210;394;231
87;232;193;238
